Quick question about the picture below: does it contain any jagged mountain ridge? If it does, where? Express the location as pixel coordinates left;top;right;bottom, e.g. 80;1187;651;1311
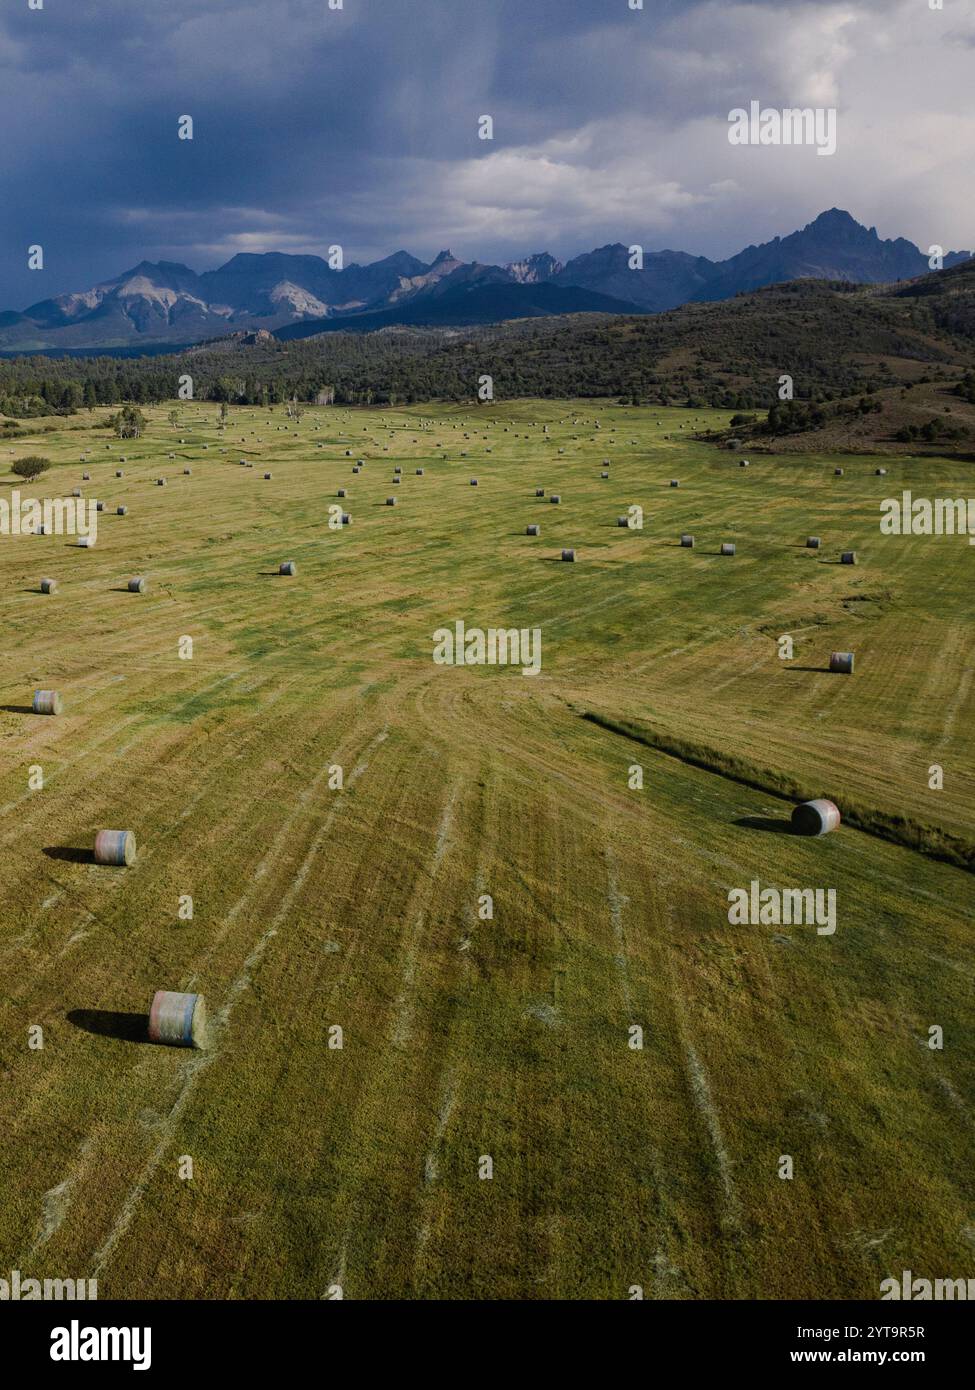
0;210;969;351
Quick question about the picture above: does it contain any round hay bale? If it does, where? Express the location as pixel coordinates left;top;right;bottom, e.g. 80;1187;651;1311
561;549;576;562
394;466;402;474
739;460;750;468
416;468;424;475
829;651;855;674
279;561;297;575
71;488;81;498
128;577;146;593
386;497;397;506
535;488;545;497
40;577;58;594
77;536;94;548
94;829;136;865
33;689;62;715
148;990;208;1049
82;472;91;481
95;501;105;513
600;471;609;479
875;468;887;476
720;542;736;556
526;524;540;536
806;536;821;549
341;513;351;525
834;468;844;476
470;478;478;485
116;470;124;477
184;468;192;475
791;799;841;837
157;478;166;487
550;494;561;504
337;488;347;497
617;516;629;527
670;479;680;488
680;534;694;547
264;472;272;480
840;551;856;564
116;506;128;516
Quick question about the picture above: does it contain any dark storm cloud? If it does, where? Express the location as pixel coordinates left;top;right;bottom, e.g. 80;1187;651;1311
0;0;971;306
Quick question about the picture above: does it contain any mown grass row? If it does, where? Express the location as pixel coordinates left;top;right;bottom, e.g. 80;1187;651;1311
581;708;975;872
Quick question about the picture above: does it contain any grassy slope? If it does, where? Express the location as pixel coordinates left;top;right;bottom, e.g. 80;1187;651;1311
0;401;972;1299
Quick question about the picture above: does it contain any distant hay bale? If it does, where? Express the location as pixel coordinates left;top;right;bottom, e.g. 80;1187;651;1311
337;488;347;497
470;478;478;485
550;494;561;503
94;829;136;866
680;534;694;547
394;466;402;473
264;472;272;479
33;689;62;715
535;488;545;497
71;487;81;498
341;513;351;525
77;536;94;548
791;799;841;836
148;990;208;1049
829;651;855;674
526;524;540;535
616;516;629;527
834;468;844;476
386;497;397;506
600;471;609;478
116;470;123;477
279;561;297;575
157;478;166;486
128;577;146;593
670;480;679;487
840;550;856;564
561;548;576;562
806;536;821;549
720;542;736;555
82;472;91;481
352;466;360;473
875;468;887;476
184;468;192;475
95;501;105;512
40;577;57;594
739;460;750;468
116;506;128;515
416;468;424;475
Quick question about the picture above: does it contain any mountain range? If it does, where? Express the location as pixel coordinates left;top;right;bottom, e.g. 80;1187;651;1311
0;210;969;353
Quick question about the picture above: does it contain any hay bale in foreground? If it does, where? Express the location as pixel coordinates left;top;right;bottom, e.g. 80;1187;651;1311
829;651;855;674
791;799;841;836
33;689;63;715
279;561;297;575
148;990;208;1049
128;577;146;593
40;577;58;594
94;829;136;864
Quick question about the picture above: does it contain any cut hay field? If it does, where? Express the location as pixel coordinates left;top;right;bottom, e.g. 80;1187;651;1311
0;399;972;1301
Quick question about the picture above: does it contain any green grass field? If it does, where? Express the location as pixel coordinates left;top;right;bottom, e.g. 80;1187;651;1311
0;399;972;1300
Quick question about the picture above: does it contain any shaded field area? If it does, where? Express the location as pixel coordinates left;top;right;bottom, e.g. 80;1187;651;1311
0;400;972;1299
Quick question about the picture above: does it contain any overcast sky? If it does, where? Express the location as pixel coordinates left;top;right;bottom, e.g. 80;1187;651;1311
1;0;972;305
